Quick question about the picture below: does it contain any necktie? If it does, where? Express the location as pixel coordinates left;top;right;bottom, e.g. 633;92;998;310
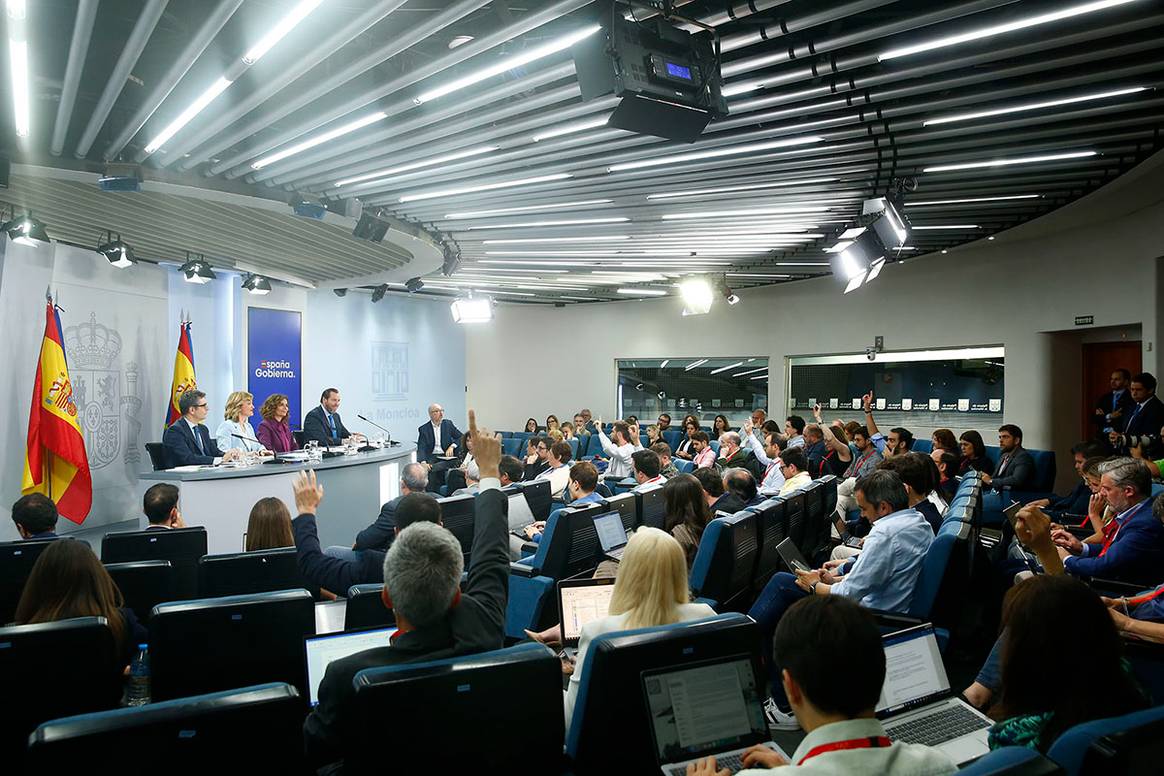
193;425;205;454
328;413;338;436
1126;403;1142;432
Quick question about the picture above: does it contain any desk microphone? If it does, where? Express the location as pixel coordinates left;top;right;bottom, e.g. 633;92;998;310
231;432;262;445
357;414;392;441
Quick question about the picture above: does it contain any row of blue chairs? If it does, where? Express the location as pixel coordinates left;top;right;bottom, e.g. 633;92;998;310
15;610;1160;773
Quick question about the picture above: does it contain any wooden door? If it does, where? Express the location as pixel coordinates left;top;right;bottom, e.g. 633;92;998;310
1081;341;1142;438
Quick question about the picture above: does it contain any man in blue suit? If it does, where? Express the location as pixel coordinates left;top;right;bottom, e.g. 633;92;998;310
303;388;360;447
416;403;462;463
1054;457;1164;585
162;390;241;468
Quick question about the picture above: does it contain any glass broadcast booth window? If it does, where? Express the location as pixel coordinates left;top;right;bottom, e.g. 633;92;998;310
616;358;770;427
787;347;1004;442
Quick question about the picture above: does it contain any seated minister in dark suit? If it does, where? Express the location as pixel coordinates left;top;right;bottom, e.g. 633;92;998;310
302;387;360;447
416;403;462;463
161;390;242;468
302;412;507;769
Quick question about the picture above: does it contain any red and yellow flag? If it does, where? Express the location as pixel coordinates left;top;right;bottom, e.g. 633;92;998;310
22;299;92;524
165;320;197;428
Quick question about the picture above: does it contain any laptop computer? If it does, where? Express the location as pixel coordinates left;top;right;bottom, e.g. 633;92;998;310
557;577;616;661
775;537;811;573
877;624;992;764
594;510;629;561
304;627;396;707
642;654;789;775
508;492;538;537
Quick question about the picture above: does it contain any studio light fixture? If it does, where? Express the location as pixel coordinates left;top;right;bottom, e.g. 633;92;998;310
4;212;49;246
414;24;602;105
679;277;714;316
607;136;824;172
371;284;389;303
877;0;1140;61
335;146;499;187
179;254;216;284
399;173;572;203
241;273;272;295
96;233;136;268
450;296;493;323
923;151;1096;173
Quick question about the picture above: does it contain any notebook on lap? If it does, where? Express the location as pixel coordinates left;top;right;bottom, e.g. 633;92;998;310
775;537;811;573
304;627;396;707
643;654;789;775
877;624;992;764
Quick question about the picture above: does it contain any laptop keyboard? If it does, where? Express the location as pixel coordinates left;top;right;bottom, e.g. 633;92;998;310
669;752;745;775
885;705;990;746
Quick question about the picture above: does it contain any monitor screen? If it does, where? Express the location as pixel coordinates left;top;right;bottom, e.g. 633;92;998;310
642;655;767;763
305;627;396;706
593;511;627;552
665;61;693;80
876;626;949;715
559;580;616;642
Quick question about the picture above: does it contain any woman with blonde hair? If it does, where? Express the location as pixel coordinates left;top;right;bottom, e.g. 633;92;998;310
256;393;299;454
563;527;715;730
245;497;294;551
215;390;270;454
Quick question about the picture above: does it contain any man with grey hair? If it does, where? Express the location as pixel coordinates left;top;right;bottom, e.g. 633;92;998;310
1052;457;1164;583
303;410;508;768
161;389;242;468
718;430;764;480
345;462;430;553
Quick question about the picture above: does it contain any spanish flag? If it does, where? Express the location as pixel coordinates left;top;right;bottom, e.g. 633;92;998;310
22;299;92;524
165;320;197;428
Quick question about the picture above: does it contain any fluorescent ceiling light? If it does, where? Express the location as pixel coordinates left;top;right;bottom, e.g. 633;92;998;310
878;0;1141;61
907;194;1040;206
415;24;602;104
775;262;830;266
400;173;572;203
660;360;670;368
562;296;599;301
825;241;853;254
617;288;668;296
145;76;233;154
924;151;1096;172
607;135;824;172
335;146;498;186
8;39;27;138
749;373;769;380
253;111;387;169
685;359;708;370
662;208;826;220
709;361;744;375
732;366;768;377
531;115;611;142
483;235;628;244
464;217;629;230
923;86;1147;126
463;267;568;274
446;199;611;219
646;177;838;200
450;297;493;323
911;224;979;230
243;0;324;64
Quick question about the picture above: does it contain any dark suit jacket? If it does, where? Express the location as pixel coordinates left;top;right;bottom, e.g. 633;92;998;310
161;420;224;468
1094;389;1136;432
720;448;764;480
1119;395;1164;456
1064;497;1164;585
303;488;509;769
1046;480;1091;519
293;513;385;595
303;406;350;447
712;492;746;515
416;419;462;463
353;496;402;552
990;447;1035;490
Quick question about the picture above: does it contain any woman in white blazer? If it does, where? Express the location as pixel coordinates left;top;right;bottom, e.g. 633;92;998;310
214;391;269;454
563;527;716;731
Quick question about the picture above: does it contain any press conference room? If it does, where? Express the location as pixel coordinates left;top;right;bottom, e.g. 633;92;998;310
3;0;1164;773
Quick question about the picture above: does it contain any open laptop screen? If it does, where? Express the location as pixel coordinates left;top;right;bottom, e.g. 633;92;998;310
507;492;536;531
305;627;396;706
558;578;616;644
642;655;768;764
876;625;950;716
594;511;627;553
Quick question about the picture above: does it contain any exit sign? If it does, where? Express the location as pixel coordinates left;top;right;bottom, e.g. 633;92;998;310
1074;315;1094;326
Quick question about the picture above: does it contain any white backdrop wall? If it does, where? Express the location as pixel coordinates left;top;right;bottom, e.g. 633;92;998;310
466;154;1164;489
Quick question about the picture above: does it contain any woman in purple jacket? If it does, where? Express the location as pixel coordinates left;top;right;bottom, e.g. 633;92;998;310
257;393;299;453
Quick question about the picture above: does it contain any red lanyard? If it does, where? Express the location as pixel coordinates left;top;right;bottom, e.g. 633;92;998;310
850;449;874;474
798;736;892;765
1129;584;1164;607
1099;516;1125;557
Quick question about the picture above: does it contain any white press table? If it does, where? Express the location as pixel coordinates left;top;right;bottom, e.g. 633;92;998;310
138;446;417;554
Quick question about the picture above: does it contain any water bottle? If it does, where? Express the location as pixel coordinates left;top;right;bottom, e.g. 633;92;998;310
127;643;151;706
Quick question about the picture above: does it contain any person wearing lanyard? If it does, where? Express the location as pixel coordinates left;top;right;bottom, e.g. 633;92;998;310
1051;458;1164;584
686;596;956;776
829;422;883;530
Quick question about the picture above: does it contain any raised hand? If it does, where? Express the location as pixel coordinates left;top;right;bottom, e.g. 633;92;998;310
468;409;501;479
293;470;324;515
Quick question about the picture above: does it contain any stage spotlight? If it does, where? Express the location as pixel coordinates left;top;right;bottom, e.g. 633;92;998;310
371;284;389;302
334;288;348;297
353;210;388;242
97;236;136;269
679;277;713;316
405;277;424;293
828;231;885;294
5;213;49;246
451;296;493;324
179;255;216;284
241;273;272;295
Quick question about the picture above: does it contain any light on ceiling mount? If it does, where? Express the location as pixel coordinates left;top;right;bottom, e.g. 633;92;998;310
179;253;216;284
4;210;50;247
679;277;714;316
451;296;493;324
241;273;272;295
97;232;136;268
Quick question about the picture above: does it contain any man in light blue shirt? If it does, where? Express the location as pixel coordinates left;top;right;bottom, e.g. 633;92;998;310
748;469;933;721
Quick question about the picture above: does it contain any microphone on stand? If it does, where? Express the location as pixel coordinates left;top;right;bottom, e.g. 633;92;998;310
231;432;262;445
357;414;392;447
